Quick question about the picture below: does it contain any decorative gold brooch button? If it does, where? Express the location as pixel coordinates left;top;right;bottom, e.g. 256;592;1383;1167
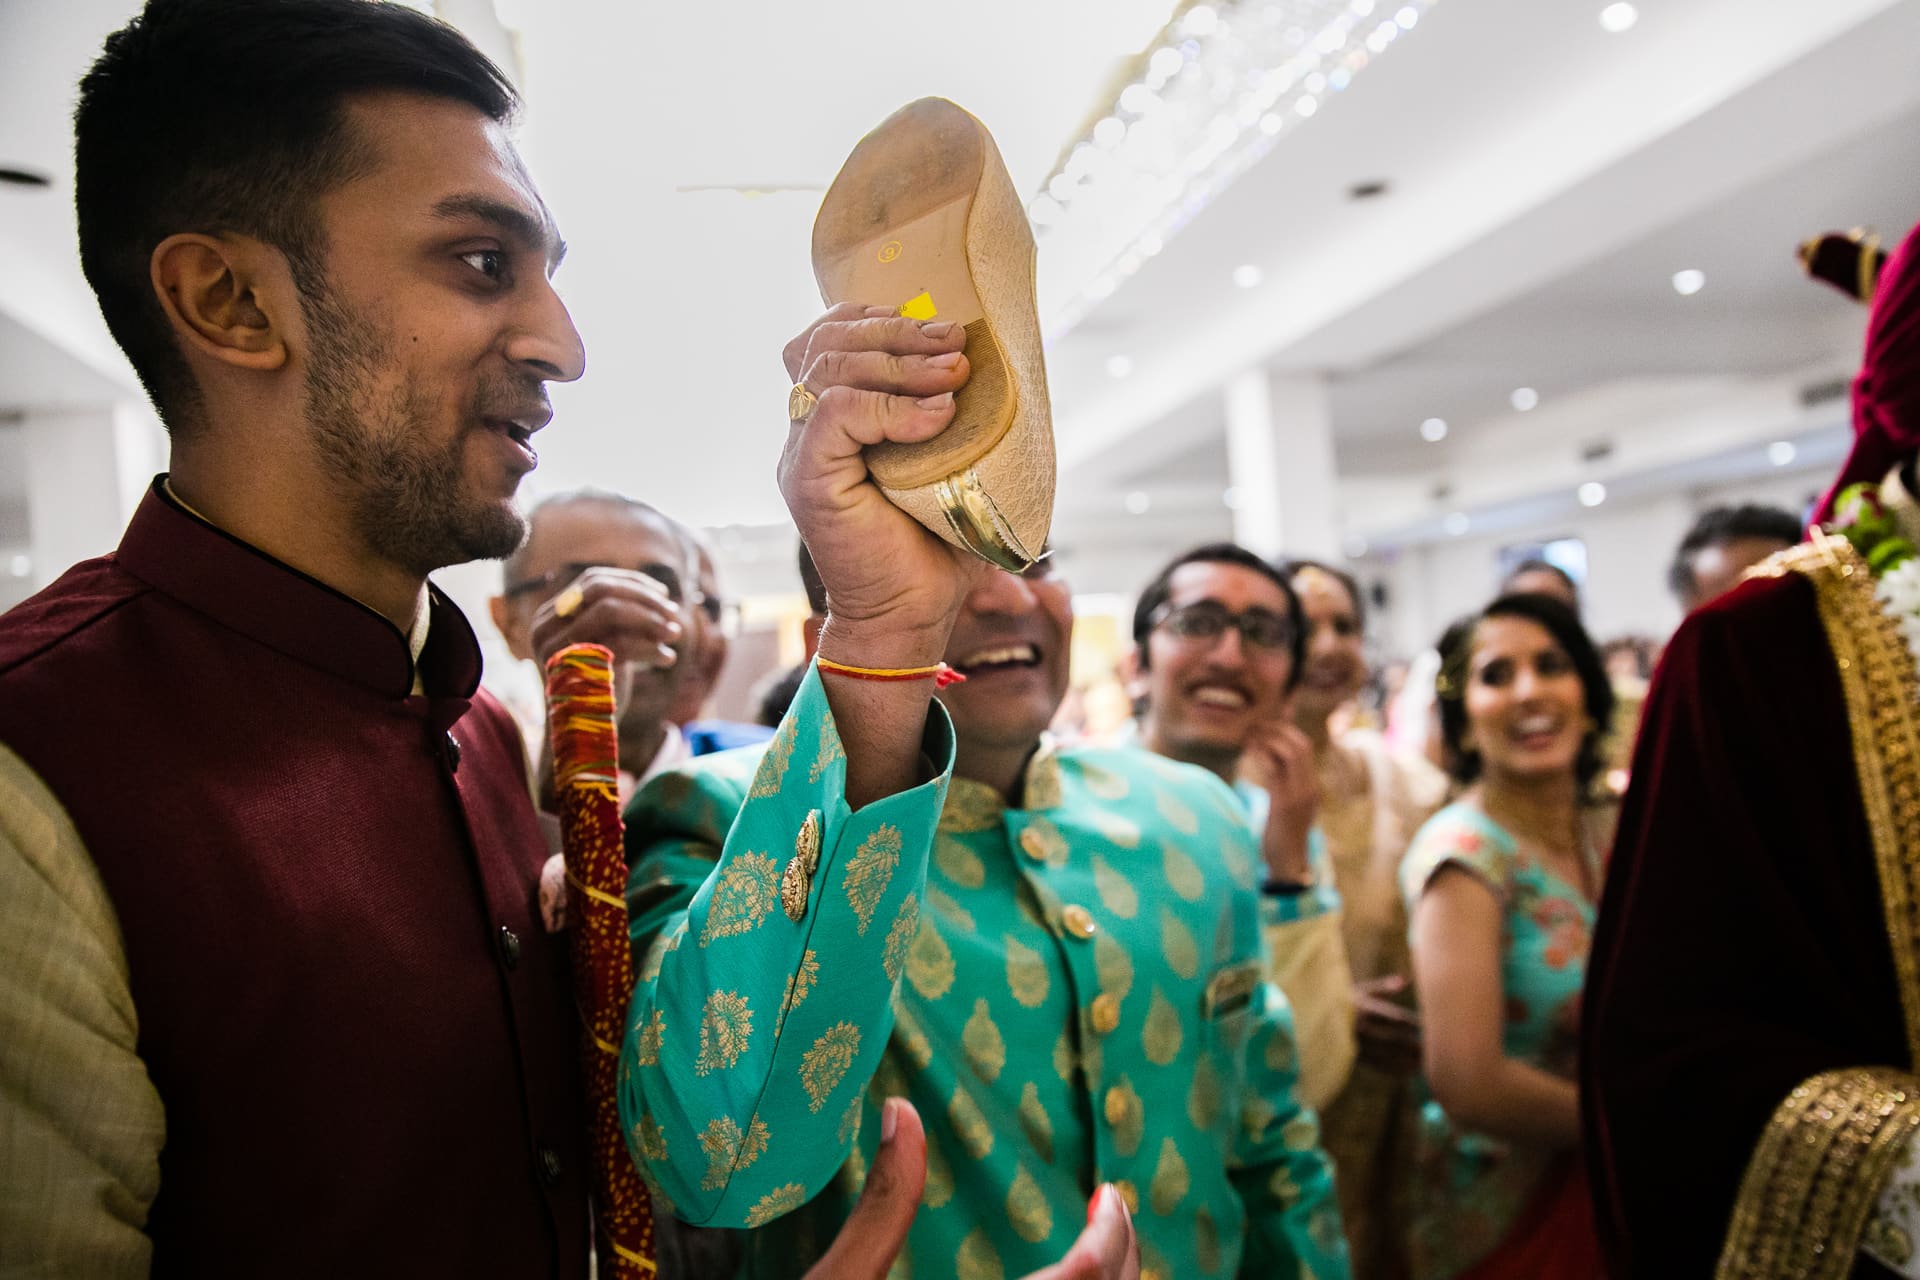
1060;904;1097;940
781;810;823;922
1089;993;1121;1035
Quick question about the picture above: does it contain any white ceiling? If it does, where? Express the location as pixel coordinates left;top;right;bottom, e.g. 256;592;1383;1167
6;0;1920;588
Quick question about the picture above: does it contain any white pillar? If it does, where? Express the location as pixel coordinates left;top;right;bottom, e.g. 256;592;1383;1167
1223;368;1340;561
22;401;165;589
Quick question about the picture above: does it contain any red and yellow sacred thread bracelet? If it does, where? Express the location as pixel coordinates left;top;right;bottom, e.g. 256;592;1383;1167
817;656;968;689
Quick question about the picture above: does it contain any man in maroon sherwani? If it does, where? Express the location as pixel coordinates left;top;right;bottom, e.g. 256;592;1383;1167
1583;217;1920;1278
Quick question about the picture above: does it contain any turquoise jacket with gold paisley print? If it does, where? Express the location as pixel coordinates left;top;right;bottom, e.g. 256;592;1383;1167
618;665;1350;1280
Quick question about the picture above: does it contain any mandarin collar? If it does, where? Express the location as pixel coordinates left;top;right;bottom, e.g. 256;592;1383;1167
114;476;483;702
938;734;1063;831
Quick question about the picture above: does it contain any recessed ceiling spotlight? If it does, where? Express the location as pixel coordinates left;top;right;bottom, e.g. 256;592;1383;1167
1232;264;1265;289
7;553;30;577
1599;2;1639;33
1769;440;1798;467
1420;417;1448;442
1672;268;1706;296
1578;481;1608;508
1222;487;1243;510
0;166;52;189
1105;355;1135;379
1348;179;1390;200
1125;491;1153;515
1443;512;1470;537
1395;6;1420;30
1511;387;1540;412
1344;535;1371;558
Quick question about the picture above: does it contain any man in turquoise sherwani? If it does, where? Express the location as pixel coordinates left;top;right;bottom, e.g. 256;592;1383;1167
619;525;1352;1278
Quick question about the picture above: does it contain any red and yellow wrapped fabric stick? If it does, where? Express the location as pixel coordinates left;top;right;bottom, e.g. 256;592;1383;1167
544;643;655;1275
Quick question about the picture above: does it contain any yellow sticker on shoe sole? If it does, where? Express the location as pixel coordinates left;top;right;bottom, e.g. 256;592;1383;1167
899;292;938;321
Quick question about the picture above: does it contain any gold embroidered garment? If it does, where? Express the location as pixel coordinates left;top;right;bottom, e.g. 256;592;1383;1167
619;667;1349;1279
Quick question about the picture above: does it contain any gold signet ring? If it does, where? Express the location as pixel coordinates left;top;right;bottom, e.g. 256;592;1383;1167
788;383;819;424
553;584;585;619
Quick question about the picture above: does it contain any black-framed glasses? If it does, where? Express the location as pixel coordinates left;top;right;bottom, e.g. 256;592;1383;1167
505;560;685;604
1150;600;1296;652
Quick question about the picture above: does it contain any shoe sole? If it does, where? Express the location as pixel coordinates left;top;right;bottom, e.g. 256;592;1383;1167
812;98;1054;570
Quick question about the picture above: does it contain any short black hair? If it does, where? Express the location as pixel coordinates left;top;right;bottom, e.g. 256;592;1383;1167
1132;542;1306;688
75;0;518;430
1501;558;1579;600
1435;592;1614;792
1667;504;1803;601
1277;557;1366;632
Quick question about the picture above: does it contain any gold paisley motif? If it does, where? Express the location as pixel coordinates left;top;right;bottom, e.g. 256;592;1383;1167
870;1050;911;1102
934;834;986;889
888;1257;912;1280
1004;933;1051;1008
696;990;753;1076
1142;986;1184;1066
1052;1028;1077;1083
1220;836;1259;892
1155;788;1199;835
1188;1053;1221;1133
809;713;846;784
1242;1096;1278;1145
949;1083;995;1159
1107;1076;1145;1157
1139;1240;1173;1280
1264;1024;1297;1074
1150;1136;1190;1215
1282;1114;1321;1154
640;931;671;983
923;1128;955;1207
634;1008;664;1065
631;1113;668;1162
838;1094;864;1147
1091;856;1139;918
1019;1080;1055;1162
701;851;781;945
1091;809;1142;848
1162;841;1206;902
782;949;821;1016
1079;760;1131;801
956;1228;1005;1280
941;780;1005;832
1007;1163;1054;1244
892;998;935;1068
927;885;977;932
963;998;1007;1083
842;824;904;934
1196;1206;1222;1274
749;715;799;799
1080;1033;1104;1086
800;1021;862;1113
745;1181;807;1228
1268;1165;1301;1205
1024;753;1064;810
1094;932;1134;1002
882;895;920;984
905;914;956;1001
699;1115;770;1191
1160;908;1199;981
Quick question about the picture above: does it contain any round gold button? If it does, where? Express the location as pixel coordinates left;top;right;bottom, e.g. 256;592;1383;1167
1018;827;1049;861
1103;1085;1129;1126
1061;904;1097;939
1089;993;1121;1035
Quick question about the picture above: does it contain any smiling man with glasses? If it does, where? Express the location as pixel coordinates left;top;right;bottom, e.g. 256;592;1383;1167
1132;542;1358;1111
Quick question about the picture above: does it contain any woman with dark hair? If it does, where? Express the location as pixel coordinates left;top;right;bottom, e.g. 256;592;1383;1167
1280;559;1448;1279
1398;593;1613;1279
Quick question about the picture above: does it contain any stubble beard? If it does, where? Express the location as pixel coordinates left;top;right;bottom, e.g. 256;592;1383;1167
300;279;527;576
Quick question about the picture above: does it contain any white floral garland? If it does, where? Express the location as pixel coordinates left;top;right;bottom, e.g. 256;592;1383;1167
1876;557;1920;669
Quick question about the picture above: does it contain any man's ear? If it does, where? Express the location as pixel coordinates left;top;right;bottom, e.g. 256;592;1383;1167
1119;644;1148;700
150;233;290;372
489;595;534;662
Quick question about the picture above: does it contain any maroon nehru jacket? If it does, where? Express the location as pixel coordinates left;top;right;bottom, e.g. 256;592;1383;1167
0;479;587;1276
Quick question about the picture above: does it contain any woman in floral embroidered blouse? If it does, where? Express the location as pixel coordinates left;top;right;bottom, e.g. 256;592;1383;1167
1399;593;1615;1279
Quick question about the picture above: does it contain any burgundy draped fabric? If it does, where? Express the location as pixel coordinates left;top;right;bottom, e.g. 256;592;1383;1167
1580;571;1904;1277
545;644;656;1275
1815;218;1920;523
